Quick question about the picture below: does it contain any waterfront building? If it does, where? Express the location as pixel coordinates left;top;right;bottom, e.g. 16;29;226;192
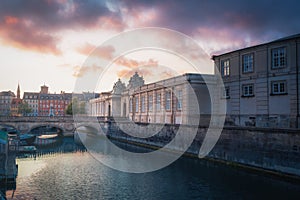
89;72;215;126
212;33;300;128
38;85;66;116
89;92;113;118
10;84;22;117
88;34;300;129
0;91;15;116
89;78;127;118
38;85;97;116
122;73;214;125
23;92;39;116
0;82;98;117
62;92;72;113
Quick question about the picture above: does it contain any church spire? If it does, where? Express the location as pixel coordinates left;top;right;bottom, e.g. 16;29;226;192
17;82;20;99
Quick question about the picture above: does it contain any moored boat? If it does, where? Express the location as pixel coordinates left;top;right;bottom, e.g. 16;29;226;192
19;134;36;146
34;133;61;146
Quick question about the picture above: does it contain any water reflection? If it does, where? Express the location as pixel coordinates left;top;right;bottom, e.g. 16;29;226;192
1;136;300;199
1;136;85;199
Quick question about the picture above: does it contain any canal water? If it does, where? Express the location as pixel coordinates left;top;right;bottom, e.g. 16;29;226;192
2;137;300;199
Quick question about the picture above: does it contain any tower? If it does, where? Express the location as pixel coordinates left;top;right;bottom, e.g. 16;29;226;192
17;83;20;99
40;84;49;94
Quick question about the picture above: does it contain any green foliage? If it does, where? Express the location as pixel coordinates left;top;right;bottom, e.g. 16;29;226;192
66;103;73;115
65;98;86;115
18;101;32;116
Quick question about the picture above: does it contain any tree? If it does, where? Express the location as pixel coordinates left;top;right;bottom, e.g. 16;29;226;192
79;102;86;114
18;102;32;116
65;98;86;115
65;102;73;115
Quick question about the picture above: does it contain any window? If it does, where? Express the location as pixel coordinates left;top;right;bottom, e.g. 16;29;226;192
156;93;161;111
222;87;230;98
177;90;182;110
242;53;254;73
129;98;133;113
242;84;254;97
165;91;171;111
221;59;230;76
135;97;139;112
271;81;287;95
272;47;286;69
141;96;146;112
148;94;153;112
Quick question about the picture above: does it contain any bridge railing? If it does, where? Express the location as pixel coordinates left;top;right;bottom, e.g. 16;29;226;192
0;115;103;122
0;116;74;122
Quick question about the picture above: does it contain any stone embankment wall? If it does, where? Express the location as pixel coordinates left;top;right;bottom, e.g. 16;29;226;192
105;122;300;177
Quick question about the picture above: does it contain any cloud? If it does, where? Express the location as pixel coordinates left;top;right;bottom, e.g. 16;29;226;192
76;43;115;59
4;16;19;24
72;64;103;78
0;0;126;54
98;15;127;31
0;15;62;55
1;0;300;56
193;27;255;55
120;0;300;54
117;65;177;83
115;57;158;69
57;63;72;68
115;57;160;80
76;43;97;56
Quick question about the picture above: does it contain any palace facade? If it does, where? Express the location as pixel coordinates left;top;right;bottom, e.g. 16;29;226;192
89;72;215;126
89;33;300;129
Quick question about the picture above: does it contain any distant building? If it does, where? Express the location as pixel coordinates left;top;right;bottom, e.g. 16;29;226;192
37;85;97;116
0;91;15;116
0;82;98;117
10;84;22;116
38;85;66;116
23;92;39;116
212;33;300;128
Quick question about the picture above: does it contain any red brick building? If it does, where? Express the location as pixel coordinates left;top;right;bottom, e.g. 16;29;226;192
38;85;70;116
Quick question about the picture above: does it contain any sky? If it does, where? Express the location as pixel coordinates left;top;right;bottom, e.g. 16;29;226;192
1;0;300;95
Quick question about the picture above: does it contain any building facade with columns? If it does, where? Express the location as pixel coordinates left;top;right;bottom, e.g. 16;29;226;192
90;34;300;129
89;79;126;118
89;72;215;126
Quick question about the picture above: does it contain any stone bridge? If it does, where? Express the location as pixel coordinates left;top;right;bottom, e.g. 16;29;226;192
0;116;103;134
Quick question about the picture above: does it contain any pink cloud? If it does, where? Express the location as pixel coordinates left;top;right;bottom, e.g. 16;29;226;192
193;27;259;55
72;64;103;78
0;15;61;55
115;57;158;69
76;43;115;59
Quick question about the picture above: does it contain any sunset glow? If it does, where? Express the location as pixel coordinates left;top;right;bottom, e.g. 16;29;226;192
1;0;299;94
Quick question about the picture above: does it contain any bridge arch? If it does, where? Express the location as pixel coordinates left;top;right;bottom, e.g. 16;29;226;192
28;124;65;134
0;124;17;131
75;124;99;134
